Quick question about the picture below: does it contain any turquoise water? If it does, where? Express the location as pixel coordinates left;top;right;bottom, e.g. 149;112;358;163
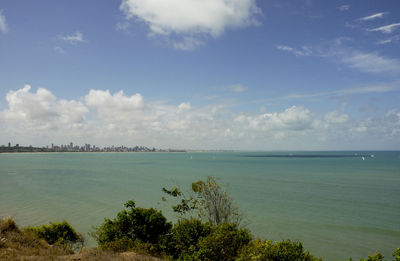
0;151;399;260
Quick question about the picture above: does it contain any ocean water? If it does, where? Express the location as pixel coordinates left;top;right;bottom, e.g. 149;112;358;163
0;151;399;260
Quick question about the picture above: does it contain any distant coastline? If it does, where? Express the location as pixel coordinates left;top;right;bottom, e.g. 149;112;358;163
0;143;186;153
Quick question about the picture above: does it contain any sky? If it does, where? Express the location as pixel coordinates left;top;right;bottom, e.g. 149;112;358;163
0;0;399;150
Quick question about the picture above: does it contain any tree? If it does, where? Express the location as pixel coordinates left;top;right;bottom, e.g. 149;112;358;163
162;176;244;226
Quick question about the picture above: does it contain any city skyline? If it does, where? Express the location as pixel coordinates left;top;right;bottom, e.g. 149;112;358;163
0;1;400;150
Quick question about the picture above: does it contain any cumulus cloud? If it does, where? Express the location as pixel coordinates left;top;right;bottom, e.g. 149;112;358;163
233;106;314;132
58;31;87;44
1;86;400;150
120;0;261;49
323;111;349;124
85;89;144;123
1;85;88;131
0;9;8;34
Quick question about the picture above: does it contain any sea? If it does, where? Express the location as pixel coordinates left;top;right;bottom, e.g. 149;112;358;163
0;151;399;261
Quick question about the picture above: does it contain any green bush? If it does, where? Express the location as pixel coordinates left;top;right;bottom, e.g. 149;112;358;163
92;200;172;252
190;222;251;261
393;248;400;261
237;239;321;261
164;218;212;259
23;220;84;251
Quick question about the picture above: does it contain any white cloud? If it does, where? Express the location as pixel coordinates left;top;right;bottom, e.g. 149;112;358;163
173;37;204;51
177;102;191;113
1;85;88;131
234;106;315;132
120;0;261;49
341;51;400;74
276;45;312;56
275;40;400;75
85;89;144;123
338;5;350;11
359;12;387;21
0;9;8;34
377;34;400;45
54;46;66;54
227;84;247;93
324;111;349;124
283;84;399;101
58;31;87;44
368;23;400;34
1;86;400;150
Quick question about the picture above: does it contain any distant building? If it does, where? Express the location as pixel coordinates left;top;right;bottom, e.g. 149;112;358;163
8;142;11;148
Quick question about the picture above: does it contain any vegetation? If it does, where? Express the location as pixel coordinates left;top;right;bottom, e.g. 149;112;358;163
163;218;212;259
1;177;399;260
24;220;84;251
162;176;244;226
0;217;73;260
237;239;321;261
92;200;171;253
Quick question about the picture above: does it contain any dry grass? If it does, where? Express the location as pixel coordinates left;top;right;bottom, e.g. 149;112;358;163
0;218;166;261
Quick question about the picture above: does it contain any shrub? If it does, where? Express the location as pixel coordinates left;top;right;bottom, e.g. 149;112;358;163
393;248;400;261
237;239;321;261
190;222;251;261
164;218;212;259
23;220;84;251
0;218;73;258
92;200;172;252
0;217;19;234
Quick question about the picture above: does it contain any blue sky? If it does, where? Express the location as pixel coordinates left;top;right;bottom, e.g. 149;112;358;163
0;0;399;150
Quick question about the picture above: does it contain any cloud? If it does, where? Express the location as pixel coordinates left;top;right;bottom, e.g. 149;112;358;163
1;85;88;131
276;45;312;56
233;106;315;132
1;86;400;150
275;40;400;75
368;23;400;34
173;37;204;51
54;46;65;54
85;89;144;123
177;102;191;113
120;0;261;49
377;34;400;45
338;5;350;11
0;9;8;34
284;84;400;100
58;31;87;44
227;84;247;93
359;12;387;21
323;111;349;124
341;51;400;74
